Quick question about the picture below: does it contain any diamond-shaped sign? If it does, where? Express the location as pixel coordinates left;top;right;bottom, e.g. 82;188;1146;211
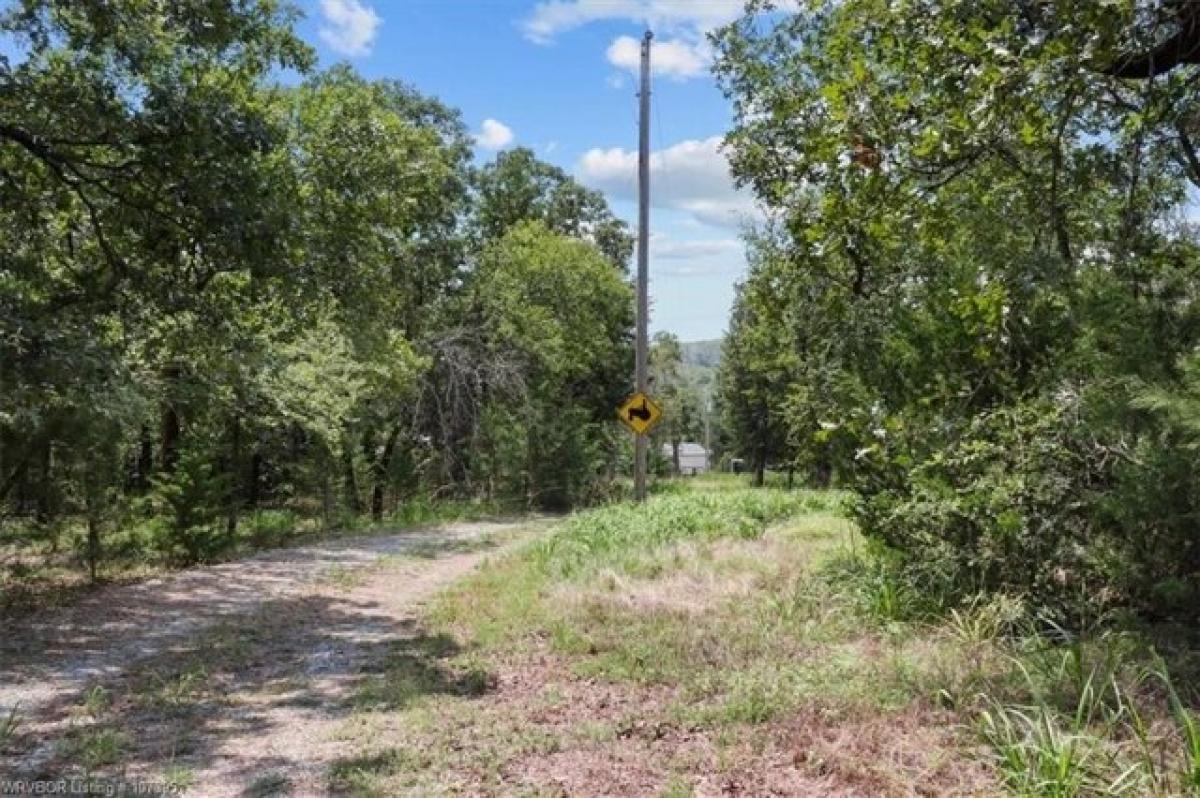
616;391;663;436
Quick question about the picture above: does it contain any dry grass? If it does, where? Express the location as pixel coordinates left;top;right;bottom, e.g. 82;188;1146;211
332;482;1199;796
324;488;1006;796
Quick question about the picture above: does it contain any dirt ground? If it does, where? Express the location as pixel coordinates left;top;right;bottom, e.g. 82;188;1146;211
0;515;999;797
0;520;536;794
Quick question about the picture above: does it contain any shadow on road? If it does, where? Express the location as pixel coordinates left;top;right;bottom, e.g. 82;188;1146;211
0;532;504;789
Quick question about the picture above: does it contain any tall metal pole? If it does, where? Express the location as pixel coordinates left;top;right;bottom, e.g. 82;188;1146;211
634;30;652;502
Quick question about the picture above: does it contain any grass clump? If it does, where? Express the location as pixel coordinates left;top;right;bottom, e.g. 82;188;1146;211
330;748;425;795
60;725;129;769
530;487;842;579
0;704;21;751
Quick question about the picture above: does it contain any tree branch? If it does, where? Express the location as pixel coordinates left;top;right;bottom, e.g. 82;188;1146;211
1099;3;1200;78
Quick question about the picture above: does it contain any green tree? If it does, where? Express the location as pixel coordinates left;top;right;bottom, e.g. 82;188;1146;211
650;332;704;475
712;0;1200;618
473;222;634;509
1;0;313;570
474;148;634;270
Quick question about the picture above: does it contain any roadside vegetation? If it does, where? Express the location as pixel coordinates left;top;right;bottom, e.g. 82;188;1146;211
1;2;638;606
323;478;1199;796
713;2;1200;630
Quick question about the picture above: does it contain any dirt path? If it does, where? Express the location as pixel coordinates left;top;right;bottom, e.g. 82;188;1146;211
0;518;541;793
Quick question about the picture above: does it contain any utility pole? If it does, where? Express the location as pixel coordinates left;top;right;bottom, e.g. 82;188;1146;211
634;30;652;502
704;392;712;470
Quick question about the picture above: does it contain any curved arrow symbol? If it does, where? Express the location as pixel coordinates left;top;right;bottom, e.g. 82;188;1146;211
627;397;652;423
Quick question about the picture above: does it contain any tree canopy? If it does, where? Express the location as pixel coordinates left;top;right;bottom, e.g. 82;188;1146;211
713;0;1200;622
1;0;636;585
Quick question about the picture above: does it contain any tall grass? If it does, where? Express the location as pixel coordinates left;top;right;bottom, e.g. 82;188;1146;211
971;629;1200;796
0;704;20;751
434;482;1199;796
1163;667;1200;791
531;488;842;578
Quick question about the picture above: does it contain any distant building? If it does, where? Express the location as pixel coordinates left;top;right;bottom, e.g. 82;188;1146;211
662;442;710;476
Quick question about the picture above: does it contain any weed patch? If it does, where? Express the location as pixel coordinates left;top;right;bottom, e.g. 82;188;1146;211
352;483;1197;794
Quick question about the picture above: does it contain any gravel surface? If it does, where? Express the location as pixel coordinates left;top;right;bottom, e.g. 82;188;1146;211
0;519;537;790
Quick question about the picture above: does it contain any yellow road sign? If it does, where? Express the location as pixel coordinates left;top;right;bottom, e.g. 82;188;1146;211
617;391;663;436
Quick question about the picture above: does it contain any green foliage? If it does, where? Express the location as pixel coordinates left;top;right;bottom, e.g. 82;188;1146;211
717;228;810;486
148;446;231;565
712;0;1200;622
241;510;300;550
649;332;708;475
473;222;634;510
531;487;834;578
474;148;633;269
0;704;20;752
0;7;636;587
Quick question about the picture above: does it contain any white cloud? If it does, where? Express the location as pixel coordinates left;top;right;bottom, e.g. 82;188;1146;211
606;35;708;80
652;235;742;260
523;0;745;43
577;136;760;228
474;118;515;151
656;260;744;278
649;233;746;279
318;0;381;57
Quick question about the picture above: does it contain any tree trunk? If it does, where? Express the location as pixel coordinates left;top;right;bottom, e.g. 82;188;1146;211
84;489;101;582
225;414;242;538
160;403;181;472
86;516;100;581
321;451;335;530
136;424;154;489
343;433;362;516
371;425;401;523
35;438;52;525
248;451;262;507
814;458;832;489
36;439;57;553
671;439;681;476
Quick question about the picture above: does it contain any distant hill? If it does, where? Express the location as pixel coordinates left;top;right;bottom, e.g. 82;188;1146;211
679;339;722;394
680;339;722;369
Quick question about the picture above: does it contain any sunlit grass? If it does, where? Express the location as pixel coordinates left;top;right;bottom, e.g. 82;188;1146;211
422;482;1199;795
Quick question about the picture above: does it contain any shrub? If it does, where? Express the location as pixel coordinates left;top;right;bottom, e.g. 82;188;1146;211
856;401;1103;620
241;510;299;549
857;389;1200;626
148;447;231;565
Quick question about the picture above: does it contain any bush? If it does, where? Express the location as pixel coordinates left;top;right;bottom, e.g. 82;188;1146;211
148;447;232;565
857;401;1099;619
857;391;1200;626
241;510;300;549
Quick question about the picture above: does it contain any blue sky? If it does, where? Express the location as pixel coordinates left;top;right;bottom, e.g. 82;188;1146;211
295;0;757;341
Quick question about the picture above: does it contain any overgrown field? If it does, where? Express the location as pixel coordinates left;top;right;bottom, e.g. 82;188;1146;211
330;479;1200;796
